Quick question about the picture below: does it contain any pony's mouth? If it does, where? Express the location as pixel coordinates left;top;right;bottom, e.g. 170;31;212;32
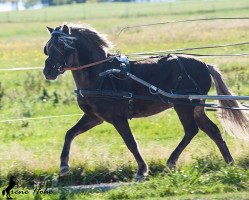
43;68;59;80
44;73;58;80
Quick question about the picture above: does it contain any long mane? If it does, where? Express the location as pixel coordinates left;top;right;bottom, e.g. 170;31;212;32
69;24;113;55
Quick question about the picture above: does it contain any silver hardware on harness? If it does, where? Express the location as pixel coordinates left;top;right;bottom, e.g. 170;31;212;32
123;92;133;99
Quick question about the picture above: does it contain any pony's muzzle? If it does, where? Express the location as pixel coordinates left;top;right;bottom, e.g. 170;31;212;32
43;67;58;80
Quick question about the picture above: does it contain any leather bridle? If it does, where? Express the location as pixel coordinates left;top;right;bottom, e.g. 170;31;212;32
46;29;116;73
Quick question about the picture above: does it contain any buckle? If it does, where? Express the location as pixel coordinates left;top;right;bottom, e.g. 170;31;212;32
79;90;84;98
74;89;81;97
123;92;133;99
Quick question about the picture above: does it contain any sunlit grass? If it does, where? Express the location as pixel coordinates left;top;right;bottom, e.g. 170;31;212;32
0;1;249;199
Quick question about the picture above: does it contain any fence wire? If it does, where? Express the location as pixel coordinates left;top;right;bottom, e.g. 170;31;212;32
0;114;82;123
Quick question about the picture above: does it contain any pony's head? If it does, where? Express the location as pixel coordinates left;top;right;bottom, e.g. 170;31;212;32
43;25;78;80
43;24;113;80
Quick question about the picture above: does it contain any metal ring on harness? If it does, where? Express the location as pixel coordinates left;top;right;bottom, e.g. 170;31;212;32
58;65;66;73
149;86;159;95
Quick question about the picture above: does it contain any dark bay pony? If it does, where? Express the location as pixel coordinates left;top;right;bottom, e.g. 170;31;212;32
43;24;249;179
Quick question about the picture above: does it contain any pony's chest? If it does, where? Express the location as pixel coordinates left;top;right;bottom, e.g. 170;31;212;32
77;97;127;118
77;98;95;115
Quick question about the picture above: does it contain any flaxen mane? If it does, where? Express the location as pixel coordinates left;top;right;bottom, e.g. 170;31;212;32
70;24;113;55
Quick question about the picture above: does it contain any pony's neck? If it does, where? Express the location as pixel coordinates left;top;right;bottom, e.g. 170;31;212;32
71;46;107;89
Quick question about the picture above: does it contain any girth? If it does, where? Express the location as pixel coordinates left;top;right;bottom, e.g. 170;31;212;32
74;89;246;114
95;55;134;118
75;89;162;102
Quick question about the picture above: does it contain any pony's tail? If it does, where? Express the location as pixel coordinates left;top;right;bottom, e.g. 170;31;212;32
207;64;249;140
2;189;5;196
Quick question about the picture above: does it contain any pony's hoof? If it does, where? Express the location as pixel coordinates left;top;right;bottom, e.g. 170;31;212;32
135;171;148;181
135;174;145;181
165;166;176;174
60;166;70;176
164;168;171;174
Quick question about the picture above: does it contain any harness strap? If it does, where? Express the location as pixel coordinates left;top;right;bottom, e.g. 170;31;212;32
75;89;161;101
64;57;115;71
95;56;133;118
109;74;117;92
74;89;249;111
75;89;249;111
171;54;203;94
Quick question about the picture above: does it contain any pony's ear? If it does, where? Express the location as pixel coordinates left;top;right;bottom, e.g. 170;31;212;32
62;25;70;35
46;26;54;34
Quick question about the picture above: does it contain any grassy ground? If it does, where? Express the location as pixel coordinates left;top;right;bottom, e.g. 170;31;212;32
0;0;249;199
2;158;249;199
5;192;249;200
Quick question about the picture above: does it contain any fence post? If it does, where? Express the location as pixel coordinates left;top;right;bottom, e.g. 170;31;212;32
125;4;129;18
82;5;86;20
6;12;10;23
169;2;172;15
211;0;215;12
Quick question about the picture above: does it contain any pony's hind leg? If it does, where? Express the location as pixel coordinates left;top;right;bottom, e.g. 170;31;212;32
111;117;148;180
194;106;234;164
60;114;103;176
167;105;199;169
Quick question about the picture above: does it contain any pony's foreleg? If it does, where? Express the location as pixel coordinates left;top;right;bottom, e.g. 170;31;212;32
112;117;148;180
194;107;234;164
60;114;103;176
167;106;199;169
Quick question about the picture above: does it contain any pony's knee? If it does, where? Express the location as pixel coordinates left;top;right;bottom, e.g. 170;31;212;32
65;129;76;142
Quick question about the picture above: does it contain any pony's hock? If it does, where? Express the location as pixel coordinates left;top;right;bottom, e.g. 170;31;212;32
43;24;249;179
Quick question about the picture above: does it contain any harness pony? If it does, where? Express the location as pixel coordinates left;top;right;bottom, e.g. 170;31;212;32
49;29;249;119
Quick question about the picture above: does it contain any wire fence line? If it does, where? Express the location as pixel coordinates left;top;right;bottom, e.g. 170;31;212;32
0;114;82;123
0;104;249;123
0;67;43;71
1;41;249;72
118;17;249;36
126;41;249;56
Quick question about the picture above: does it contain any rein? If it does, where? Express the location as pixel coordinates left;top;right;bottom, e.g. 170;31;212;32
63;57;115;71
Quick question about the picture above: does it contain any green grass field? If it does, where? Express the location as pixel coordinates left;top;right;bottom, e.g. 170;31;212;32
0;0;249;199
